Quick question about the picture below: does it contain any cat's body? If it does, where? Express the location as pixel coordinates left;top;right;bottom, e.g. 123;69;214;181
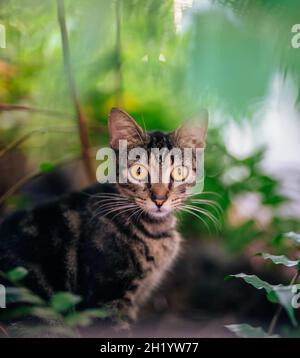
0;182;180;321
0;108;208;324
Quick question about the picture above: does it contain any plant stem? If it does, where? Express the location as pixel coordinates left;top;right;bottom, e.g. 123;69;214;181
0;170;40;207
0;103;71;118
56;0;95;182
0;154;79;207
115;0;123;107
267;270;300;336
0;127;76;160
0;324;9;338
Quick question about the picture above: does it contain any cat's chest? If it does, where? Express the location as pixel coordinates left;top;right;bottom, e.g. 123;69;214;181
128;231;182;308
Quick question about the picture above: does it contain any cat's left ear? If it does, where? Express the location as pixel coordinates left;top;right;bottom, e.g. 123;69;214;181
172;109;208;148
108;108;147;149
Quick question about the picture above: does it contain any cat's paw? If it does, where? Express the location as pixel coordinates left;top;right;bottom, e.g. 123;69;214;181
114;319;131;333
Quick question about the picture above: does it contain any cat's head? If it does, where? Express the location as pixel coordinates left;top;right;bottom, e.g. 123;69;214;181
108;108;208;219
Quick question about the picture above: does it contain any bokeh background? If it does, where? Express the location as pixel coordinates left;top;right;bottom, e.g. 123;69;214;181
1;0;300;337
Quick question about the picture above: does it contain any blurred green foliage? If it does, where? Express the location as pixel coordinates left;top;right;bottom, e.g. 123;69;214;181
0;0;299;254
226;232;300;337
0;267;112;337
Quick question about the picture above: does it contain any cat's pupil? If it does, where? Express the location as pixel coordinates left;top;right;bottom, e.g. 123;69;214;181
137;167;141;175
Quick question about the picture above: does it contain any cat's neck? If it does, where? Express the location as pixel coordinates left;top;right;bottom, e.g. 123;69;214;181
138;212;177;236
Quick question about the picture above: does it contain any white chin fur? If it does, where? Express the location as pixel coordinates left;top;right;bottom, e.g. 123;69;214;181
148;210;171;218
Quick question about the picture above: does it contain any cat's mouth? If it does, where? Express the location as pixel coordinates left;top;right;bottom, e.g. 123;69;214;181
147;206;172;218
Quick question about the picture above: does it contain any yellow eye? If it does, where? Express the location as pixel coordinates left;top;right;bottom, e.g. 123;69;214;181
129;164;148;181
171;166;189;181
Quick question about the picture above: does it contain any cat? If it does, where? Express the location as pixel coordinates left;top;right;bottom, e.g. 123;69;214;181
0;107;208;326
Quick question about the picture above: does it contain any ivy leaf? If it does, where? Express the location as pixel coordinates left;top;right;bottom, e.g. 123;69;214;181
225;324;279;338
6;267;28;283
227;274;298;326
256;253;300;268
285;232;300;244
39;162;56;173
50;292;81;313
273;286;298;327
225;273;273;291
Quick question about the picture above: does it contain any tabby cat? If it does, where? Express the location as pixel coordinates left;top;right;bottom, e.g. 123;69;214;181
0;108;208;324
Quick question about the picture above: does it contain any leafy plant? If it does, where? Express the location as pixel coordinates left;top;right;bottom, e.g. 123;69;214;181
225;324;279;338
225;232;300;338
0;267;112;337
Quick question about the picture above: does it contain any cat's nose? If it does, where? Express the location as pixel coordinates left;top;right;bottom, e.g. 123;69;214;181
151;194;167;208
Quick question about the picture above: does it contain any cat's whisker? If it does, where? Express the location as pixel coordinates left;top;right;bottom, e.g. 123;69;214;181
137;208;145;221
99;206;138;221
126;207;144;224
183;204;221;231
91;196;134;210
189;199;223;216
111;206;139;222
97;204;137;216
92;198;132;208
185;204;221;228
93;203;134;215
187;191;222;199
179;207;211;233
89;203;137;224
91;196;131;205
85;192;126;200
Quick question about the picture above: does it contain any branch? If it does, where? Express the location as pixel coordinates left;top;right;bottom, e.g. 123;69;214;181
56;0;95;182
0;103;72;119
0;155;80;207
0;324;9;338
115;0;123;107
0;127;76;160
0;170;40;207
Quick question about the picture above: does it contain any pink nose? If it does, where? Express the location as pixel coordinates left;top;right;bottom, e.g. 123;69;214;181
154;199;165;207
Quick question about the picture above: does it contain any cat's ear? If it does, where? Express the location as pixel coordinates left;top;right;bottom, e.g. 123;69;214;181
172;109;208;148
108;108;147;148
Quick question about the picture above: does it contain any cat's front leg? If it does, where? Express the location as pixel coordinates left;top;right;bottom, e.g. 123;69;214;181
103;297;137;333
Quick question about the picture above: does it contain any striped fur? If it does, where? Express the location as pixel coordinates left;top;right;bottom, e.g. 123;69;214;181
0;108;208;324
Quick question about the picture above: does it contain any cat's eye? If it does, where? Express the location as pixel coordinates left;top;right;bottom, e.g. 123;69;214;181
129;164;148;181
171;166;189;181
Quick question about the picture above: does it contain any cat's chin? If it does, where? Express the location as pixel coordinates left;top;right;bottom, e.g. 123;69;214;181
148;209;171;219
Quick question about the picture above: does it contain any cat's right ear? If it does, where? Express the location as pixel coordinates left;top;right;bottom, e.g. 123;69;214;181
172;109;208;149
108;108;147;149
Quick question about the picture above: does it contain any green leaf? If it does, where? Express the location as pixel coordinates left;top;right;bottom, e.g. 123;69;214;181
228;274;298;326
29;307;61;321
257;253;300;268
6;267;28;283
39;162;56;173
64;312;92;327
285;232;300;244
83;308;112;319
50;292;81;313
0;306;36;321
225;324;279;338
273;286;298;327
266;290;279;304
226;273;273;292
6;287;44;305
65;308;112;327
